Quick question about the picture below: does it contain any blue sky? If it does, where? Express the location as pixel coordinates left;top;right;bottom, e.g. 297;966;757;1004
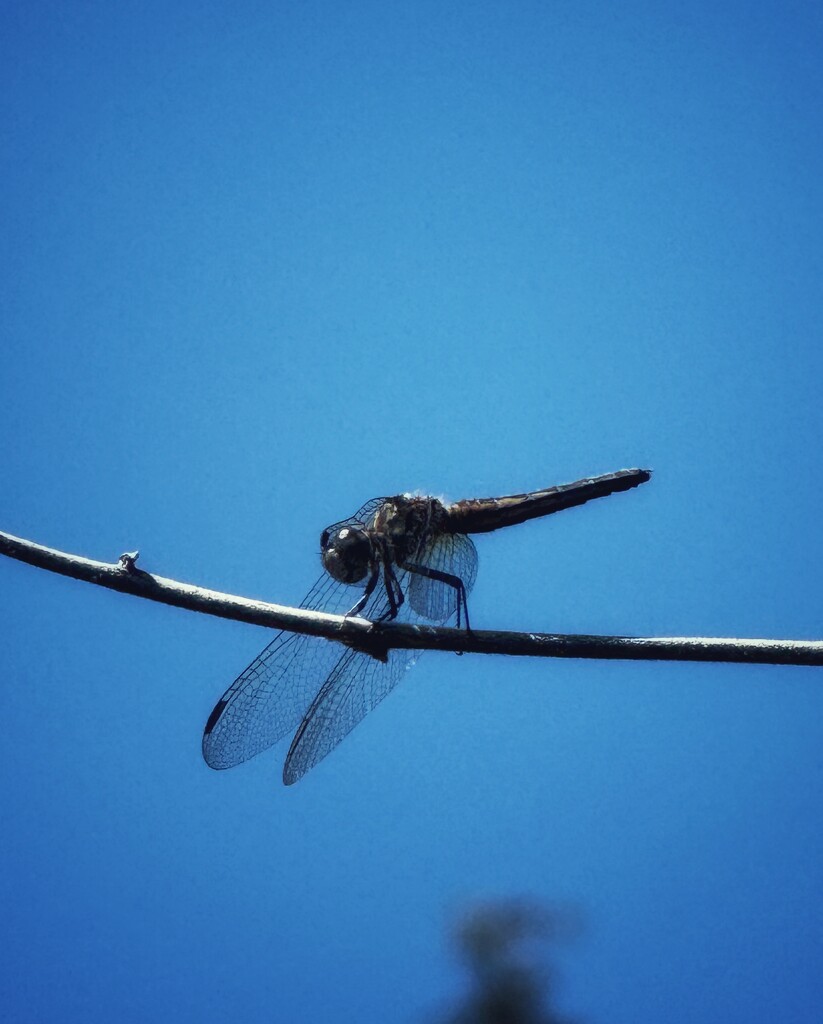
2;2;822;1021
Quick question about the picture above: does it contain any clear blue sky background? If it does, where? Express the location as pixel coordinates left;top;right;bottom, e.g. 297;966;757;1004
2;2;822;1021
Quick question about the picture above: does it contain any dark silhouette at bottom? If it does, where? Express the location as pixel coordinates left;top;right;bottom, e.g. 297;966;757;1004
441;900;582;1024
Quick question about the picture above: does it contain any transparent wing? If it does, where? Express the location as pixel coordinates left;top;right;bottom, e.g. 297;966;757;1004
282;642;421;784
283;533;478;785
406;531;478;621
323;495;388;534
203;573;360;769
202;497;390;771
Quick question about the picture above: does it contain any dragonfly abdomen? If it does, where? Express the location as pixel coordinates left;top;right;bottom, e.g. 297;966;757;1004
443;468;651;534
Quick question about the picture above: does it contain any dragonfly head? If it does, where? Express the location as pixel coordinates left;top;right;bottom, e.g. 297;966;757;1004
321;525;374;584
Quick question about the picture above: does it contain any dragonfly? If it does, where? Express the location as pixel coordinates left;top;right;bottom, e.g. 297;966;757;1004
203;468;650;784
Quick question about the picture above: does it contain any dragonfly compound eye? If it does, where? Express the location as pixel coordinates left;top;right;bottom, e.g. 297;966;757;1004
321;526;373;584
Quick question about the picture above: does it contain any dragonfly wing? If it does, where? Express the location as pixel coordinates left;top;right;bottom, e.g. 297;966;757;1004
202;568;366;770
282;552;439;784
406;531;478;622
282;644;419;785
203;631;350;770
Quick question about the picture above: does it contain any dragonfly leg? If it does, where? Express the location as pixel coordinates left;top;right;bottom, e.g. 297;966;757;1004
346;562;380;617
381;555;405;620
401;561;472;632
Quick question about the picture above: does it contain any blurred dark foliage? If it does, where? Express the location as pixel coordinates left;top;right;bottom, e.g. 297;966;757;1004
440;899;583;1024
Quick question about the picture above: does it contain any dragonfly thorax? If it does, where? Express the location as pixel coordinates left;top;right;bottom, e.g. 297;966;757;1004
370;495;444;564
320;525;375;584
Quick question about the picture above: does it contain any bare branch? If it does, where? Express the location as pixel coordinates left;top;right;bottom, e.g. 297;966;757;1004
2;527;822;667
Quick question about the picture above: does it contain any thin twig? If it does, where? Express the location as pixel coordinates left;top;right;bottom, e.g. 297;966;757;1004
1;527;821;667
